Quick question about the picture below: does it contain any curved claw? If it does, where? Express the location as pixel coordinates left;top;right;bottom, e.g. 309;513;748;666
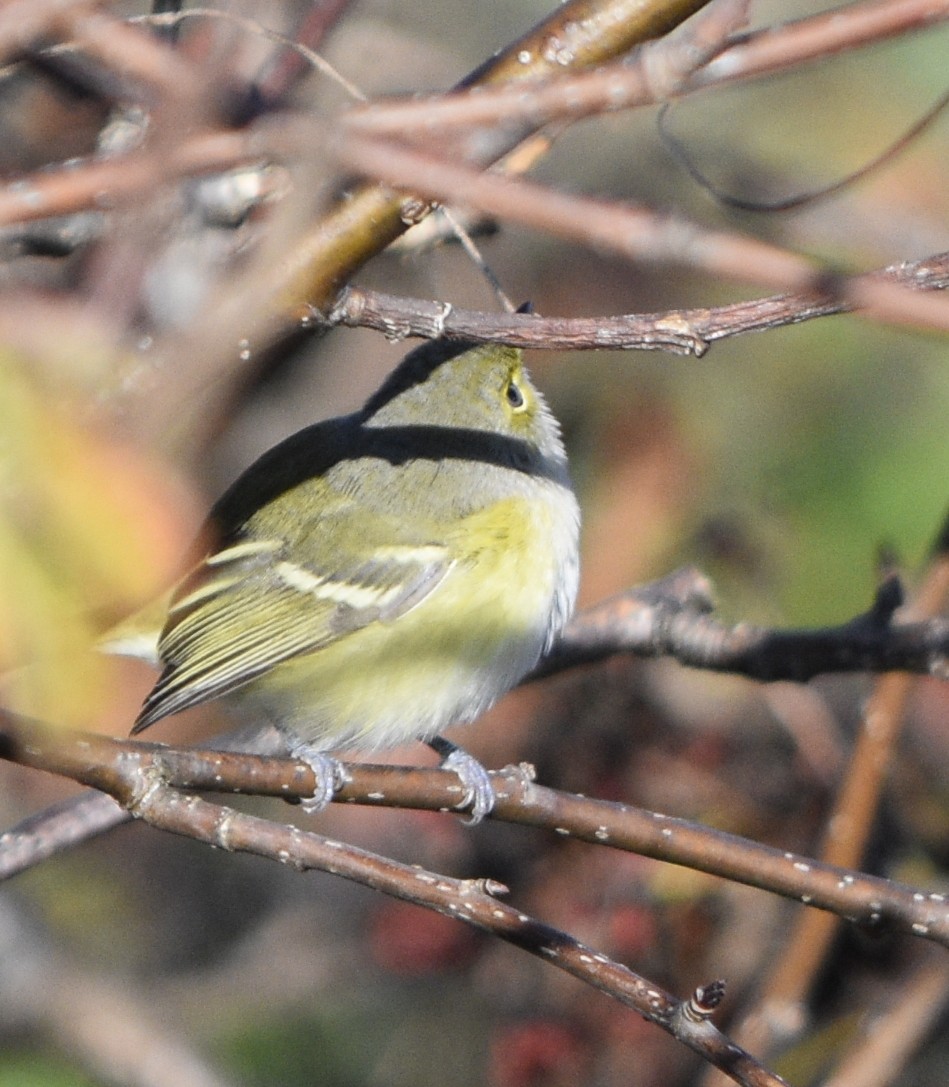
439;746;496;825
295;752;348;814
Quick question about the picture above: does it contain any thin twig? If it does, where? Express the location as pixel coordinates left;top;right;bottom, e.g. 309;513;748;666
129;7;366;102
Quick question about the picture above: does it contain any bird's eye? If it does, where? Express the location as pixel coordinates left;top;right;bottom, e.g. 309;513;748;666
506;380;526;410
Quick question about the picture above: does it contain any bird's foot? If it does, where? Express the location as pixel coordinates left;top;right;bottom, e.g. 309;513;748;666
295;751;350;814
428;735;495;825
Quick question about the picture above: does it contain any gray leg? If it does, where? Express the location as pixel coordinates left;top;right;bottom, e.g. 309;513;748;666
428;735;495;824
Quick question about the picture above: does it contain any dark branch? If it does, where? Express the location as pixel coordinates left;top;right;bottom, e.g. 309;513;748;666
535;566;949;682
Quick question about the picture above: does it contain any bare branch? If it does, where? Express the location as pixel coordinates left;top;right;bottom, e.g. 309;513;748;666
1;3;944;1082
328;250;949;353
0;718;788;1086
53;6;206;106
536;566;949;682
269;0;715;326
0;126;282;228
329;132;949;332
696;0;949;90
0;0;89;65
820;952;949;1087
2;715;947;951
129;7;366;103
346;0;949;135
331;130;817;290
702;519;949;1085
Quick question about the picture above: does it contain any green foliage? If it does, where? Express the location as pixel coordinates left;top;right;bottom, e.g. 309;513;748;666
0;1052;95;1087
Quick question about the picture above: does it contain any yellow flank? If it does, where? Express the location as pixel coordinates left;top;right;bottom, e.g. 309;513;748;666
243;496;557;751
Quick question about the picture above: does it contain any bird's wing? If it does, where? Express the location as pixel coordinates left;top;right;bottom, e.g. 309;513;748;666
133;510;452;731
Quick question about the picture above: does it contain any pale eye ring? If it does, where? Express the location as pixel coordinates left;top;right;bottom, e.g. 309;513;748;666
506;380;526;409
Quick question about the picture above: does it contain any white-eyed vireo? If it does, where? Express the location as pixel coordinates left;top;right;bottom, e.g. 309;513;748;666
104;339;580;820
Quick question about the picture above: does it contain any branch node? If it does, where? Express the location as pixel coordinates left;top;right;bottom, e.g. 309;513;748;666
325;288;358;327
464;877;510;898
432;301;453;336
213;807;238;852
867;572;905;626
494;761;538;803
652;313;709;356
682;979;727;1022
124;762;168;818
639;566;717;612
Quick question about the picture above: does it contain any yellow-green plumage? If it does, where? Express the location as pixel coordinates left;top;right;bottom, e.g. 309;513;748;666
111;340;580;767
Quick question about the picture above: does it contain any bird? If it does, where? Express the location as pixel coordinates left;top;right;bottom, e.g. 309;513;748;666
103;338;580;822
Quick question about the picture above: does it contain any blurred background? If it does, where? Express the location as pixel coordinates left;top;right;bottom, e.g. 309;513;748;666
1;1;947;1085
